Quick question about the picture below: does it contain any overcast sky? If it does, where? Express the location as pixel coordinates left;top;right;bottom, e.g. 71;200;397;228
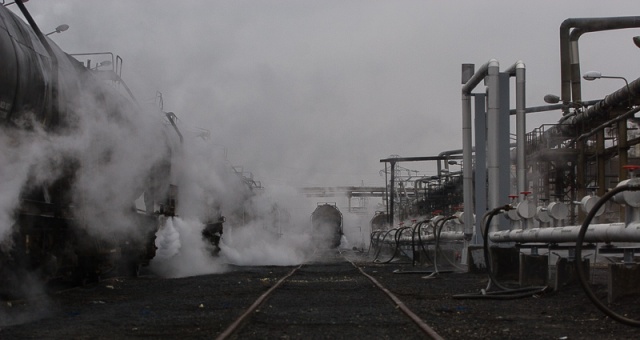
16;1;640;189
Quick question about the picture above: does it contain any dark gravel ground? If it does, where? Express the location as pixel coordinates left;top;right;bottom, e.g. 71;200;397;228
357;261;638;339
1;250;638;339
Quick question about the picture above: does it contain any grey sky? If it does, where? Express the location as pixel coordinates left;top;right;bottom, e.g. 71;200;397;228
20;0;640;188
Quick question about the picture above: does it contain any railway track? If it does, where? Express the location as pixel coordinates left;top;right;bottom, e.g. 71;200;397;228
217;252;443;340
2;250;639;339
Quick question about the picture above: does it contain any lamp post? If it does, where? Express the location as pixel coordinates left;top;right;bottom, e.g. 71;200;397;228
583;71;632;107
543;93;591;117
543;93;582;108
45;24;69;36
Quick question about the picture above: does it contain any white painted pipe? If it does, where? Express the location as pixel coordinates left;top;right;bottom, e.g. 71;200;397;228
489;223;640;243
490;176;640;244
485;61;501;232
505;61;527;197
461;59;498;238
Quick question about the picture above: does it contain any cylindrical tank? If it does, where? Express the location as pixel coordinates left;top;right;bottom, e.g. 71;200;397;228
369;211;390;231
0;6;51;124
311;203;343;248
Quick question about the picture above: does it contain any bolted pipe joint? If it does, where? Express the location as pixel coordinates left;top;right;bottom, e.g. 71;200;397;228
505;195;521;226
613;166;640;207
613;178;640;207
580;195;605;217
613;177;640;225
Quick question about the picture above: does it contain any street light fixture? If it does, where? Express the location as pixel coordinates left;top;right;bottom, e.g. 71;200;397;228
583;71;632;107
633;36;640;49
543;94;585;115
45;24;69;36
583;71;628;84
543;94;561;104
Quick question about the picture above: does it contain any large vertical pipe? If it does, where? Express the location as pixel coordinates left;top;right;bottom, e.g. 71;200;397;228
389;161;395;226
461;69;474;238
596;130;605;196
618;116;629;221
473;94;487;244
516;64;526;196
569;29;583;105
486;61;501;228
462;60;498;237
384;162;389;221
506;61;527;196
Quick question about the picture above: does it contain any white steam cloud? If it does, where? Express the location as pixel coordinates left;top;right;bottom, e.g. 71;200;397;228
0;101;372;281
149;217;226;278
0;16;378;284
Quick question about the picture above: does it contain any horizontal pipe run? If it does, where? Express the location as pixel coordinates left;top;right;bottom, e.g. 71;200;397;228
489;223;640;243
376;231;465;244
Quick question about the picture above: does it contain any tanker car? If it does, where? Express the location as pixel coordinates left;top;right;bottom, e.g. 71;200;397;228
311;203;343;248
370;211;390;231
0;2;184;292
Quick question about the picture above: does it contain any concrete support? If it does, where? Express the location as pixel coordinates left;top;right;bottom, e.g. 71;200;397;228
490;247;520;282
519;253;549;286
608;263;640;303
554;257;590;290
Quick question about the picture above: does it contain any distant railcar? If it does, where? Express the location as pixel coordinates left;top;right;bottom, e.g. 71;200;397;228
311;203;343;248
370;211;390;231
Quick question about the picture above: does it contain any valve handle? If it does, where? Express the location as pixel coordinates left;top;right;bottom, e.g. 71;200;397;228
623;165;640;178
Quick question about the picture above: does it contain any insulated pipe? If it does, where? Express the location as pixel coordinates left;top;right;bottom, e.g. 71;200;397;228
560;17;640;112
489;223;640;243
485;61;501;231
505;61;526;197
558;76;640;135
575;106;640;143
491;178;640;244
542;77;640;149
462;60;498;237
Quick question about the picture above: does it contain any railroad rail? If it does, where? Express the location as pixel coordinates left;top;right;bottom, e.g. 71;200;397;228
216;252;443;340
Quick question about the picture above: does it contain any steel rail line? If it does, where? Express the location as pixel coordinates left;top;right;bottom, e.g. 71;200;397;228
215;264;303;340
216;255;443;340
351;260;444;340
